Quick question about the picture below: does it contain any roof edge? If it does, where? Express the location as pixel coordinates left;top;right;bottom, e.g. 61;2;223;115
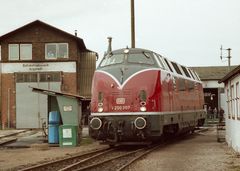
218;65;240;83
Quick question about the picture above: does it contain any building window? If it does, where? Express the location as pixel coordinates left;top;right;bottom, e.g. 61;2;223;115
20;44;32;60
16;72;61;83
227;88;230;118
9;44;19;60
231;85;235;119
45;43;68;59
236;82;239;119
9;44;32;60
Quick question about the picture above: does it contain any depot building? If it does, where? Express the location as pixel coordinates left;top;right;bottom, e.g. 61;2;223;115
0;20;96;129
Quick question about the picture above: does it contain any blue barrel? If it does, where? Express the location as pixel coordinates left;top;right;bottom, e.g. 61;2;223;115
48;124;59;144
49;111;60;124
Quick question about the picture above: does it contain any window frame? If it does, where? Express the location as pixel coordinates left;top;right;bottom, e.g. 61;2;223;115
153;53;165;69
9;44;20;60
127;52;155;65
20;44;32;60
163;58;173;72
9;43;32;61
99;53;124;67
45;43;69;59
171;62;182;75
227;88;231;119
236;82;240;120
181;65;191;78
188;69;196;80
231;85;235;119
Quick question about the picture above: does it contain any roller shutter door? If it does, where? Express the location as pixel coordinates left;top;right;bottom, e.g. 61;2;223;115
16;72;61;129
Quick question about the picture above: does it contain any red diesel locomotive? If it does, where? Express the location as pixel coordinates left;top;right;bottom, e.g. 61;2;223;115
89;48;206;145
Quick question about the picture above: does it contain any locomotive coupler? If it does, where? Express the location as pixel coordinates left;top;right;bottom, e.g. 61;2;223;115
137;130;146;139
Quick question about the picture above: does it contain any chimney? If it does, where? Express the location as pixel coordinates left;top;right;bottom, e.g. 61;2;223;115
75;30;77;36
107;37;112;54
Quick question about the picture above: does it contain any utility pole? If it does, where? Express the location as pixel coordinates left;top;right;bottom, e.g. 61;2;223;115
220;45;232;71
131;0;135;48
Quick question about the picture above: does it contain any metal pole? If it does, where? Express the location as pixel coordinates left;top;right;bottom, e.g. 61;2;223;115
131;0;135;48
227;48;231;71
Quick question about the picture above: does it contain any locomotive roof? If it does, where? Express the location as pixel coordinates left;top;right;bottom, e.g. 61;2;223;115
111;48;153;54
101;48;202;82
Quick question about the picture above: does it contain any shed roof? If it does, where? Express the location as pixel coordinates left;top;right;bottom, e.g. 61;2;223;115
190;65;238;81
0;20;92;52
31;86;86;100
218;65;240;83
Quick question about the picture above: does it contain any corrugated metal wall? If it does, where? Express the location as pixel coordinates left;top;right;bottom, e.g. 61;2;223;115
78;52;96;98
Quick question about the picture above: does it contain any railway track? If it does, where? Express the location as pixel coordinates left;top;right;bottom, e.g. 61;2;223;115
16;131;203;171
17;144;162;171
0;130;37;147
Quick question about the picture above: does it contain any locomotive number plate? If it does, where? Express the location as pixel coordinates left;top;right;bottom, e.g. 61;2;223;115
112;105;130;111
116;97;125;104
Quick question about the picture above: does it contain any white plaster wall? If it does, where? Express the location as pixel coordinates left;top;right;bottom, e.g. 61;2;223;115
203;80;224;88
225;73;240;153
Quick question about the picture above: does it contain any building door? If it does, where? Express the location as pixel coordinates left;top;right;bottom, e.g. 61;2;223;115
16;72;61;128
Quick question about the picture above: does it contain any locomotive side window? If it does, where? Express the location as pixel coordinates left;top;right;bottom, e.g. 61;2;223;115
188;69;196;80
171;62;182;75
128;52;154;65
193;71;200;81
100;53;124;67
163;58;173;72
181;65;191;78
153;53;165;69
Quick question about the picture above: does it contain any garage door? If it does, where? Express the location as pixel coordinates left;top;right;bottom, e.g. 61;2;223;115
16;72;61;129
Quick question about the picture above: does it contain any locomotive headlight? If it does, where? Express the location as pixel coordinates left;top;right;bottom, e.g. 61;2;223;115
90;117;102;130
98;107;103;113
98;102;103;113
140;101;146;112
140;106;146;112
134;117;147;129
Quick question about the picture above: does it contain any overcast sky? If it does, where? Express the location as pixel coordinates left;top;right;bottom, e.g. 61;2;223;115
0;0;239;67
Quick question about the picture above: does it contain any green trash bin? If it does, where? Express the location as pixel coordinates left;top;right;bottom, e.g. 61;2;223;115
59;125;78;147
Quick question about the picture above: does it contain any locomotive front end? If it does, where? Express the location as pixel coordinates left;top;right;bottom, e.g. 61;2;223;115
89;48;162;145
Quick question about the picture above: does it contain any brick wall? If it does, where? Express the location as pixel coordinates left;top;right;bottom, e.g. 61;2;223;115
1;74;16;128
0;24;79;62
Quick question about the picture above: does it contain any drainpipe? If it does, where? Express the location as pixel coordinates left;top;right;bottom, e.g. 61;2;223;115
7;88;11;128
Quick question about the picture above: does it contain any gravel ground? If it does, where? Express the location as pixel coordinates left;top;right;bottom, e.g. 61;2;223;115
0;127;240;171
127;127;240;171
0;140;108;170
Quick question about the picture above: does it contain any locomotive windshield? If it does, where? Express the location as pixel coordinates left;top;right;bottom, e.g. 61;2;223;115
100;53;124;67
99;51;155;68
127;52;154;65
